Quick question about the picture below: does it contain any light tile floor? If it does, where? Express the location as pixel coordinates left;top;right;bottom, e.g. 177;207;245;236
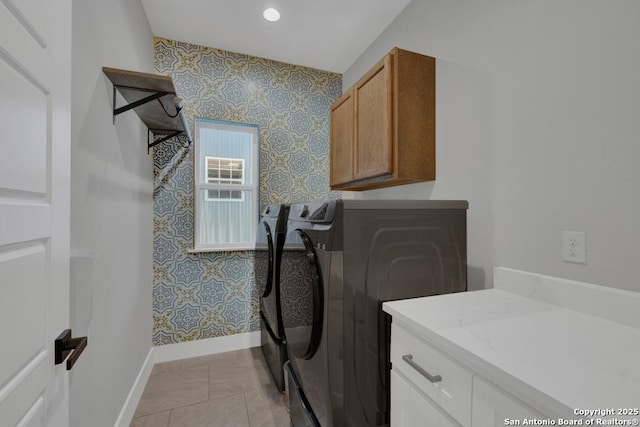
130;348;290;427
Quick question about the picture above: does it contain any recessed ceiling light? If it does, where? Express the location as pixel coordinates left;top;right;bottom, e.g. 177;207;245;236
263;8;280;22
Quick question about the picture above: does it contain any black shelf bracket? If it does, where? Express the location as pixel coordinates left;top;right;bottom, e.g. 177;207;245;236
103;67;193;154
112;85;170;122
147;129;190;153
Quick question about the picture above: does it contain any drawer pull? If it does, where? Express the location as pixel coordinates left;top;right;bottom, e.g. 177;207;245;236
402;354;442;383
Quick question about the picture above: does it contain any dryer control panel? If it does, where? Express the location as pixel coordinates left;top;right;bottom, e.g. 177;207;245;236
290;201;336;223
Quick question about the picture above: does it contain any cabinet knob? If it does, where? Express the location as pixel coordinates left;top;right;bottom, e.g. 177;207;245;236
402;354;442;383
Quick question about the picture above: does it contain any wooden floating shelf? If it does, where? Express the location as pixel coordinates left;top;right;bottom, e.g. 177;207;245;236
102;67;192;152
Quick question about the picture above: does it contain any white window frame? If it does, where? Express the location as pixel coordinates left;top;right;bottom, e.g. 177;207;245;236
193;119;259;252
204;156;245;202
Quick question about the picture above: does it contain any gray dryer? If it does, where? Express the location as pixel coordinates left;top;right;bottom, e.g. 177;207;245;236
280;199;468;427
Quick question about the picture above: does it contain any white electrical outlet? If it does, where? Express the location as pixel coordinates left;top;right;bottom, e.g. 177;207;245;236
562;231;586;264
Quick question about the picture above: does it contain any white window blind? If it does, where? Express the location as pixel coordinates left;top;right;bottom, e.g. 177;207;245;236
194;119;259;251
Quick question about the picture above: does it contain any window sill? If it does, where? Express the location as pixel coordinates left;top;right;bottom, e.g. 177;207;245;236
188;247;255;254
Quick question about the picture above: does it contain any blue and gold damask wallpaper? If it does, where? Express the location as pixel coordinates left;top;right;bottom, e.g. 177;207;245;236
152;37;342;345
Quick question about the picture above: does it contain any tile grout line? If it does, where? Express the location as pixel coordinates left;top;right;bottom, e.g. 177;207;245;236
133;364;210;419
242;392;252;427
133;348;281;426
134;396;208;420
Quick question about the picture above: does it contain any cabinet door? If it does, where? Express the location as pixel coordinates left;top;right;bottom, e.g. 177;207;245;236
354;53;393;180
391;323;473;426
330;89;354;187
471;376;545;427
391;370;459;427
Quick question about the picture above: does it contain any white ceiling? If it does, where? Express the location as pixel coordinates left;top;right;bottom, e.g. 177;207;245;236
140;0;412;73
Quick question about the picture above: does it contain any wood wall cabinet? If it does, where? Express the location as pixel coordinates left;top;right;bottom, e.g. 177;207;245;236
330;47;435;190
329;90;354;185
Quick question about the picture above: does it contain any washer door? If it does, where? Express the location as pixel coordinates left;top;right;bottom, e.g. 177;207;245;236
282;229;324;360
256;220;275;298
285;361;321;427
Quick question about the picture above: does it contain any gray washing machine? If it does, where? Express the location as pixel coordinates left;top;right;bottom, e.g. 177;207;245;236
281;202;338;427
280;199;468;427
256;204;289;391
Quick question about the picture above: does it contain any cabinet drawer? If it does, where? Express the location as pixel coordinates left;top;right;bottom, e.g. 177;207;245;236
391;323;473;427
391;370;460;427
472;376;545;427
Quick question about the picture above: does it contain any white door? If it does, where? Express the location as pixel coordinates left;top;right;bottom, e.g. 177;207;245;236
0;0;72;426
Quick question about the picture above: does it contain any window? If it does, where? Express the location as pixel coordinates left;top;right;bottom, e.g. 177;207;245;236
205;157;245;201
194;119;259;251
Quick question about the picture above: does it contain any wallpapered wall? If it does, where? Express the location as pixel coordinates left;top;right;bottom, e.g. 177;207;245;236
152;37;342;345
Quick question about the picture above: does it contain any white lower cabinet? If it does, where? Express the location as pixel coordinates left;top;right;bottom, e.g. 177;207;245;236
390;323;472;426
471;376;544;427
390;322;546;427
391;370;459;427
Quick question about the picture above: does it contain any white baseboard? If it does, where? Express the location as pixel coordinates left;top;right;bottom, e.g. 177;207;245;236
114;331;261;426
153;331;261;363
113;347;155;427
